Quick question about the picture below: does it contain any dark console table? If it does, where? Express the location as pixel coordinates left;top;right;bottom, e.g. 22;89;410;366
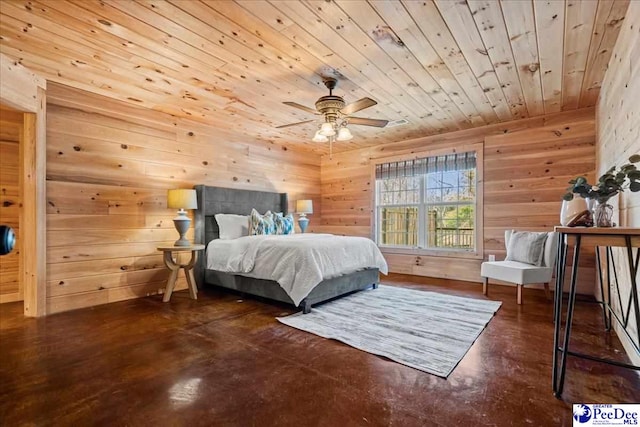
552;227;640;397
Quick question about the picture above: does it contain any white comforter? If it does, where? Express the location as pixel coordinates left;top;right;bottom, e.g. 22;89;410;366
206;234;388;306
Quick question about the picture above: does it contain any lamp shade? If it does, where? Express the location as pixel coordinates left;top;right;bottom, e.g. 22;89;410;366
296;199;313;214
319;122;335;136
336;126;353;141
167;189;197;210
312;130;328;142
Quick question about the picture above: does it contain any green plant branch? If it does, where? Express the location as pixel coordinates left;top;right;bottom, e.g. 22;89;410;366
563;154;640;203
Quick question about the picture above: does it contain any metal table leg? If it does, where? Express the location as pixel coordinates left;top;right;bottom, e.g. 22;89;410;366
625;236;640;350
552;233;566;393
595;247;611;330
555;234;581;397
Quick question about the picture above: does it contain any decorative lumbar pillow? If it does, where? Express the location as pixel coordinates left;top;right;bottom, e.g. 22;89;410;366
274;213;295;235
214;214;249;240
505;231;549;266
250;209;275;235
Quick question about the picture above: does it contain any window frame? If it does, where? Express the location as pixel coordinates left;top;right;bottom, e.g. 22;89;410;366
371;143;484;260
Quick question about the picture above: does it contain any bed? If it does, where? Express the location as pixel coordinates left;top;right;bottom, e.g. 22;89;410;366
193;185;386;313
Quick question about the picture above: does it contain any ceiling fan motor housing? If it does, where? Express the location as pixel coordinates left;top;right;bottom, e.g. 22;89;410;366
315;95;345;122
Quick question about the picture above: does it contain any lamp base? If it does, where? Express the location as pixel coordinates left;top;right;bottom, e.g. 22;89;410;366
173;237;191;247
298;216;309;234
173;213;191;246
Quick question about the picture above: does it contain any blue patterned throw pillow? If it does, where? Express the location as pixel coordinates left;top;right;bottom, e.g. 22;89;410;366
274;213;295;235
250;209;275;235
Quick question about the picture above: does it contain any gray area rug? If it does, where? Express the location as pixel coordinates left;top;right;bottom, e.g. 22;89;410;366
277;285;502;377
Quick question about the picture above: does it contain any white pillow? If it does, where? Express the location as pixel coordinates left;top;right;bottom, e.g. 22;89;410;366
215;214;249;240
505;231;548;266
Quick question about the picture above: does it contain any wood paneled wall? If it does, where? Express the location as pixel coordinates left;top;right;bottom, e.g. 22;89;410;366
596;1;640;365
46;83;321;314
320;108;596;292
0;107;22;303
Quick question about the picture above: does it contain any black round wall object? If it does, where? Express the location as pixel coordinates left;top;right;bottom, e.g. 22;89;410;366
0;225;16;256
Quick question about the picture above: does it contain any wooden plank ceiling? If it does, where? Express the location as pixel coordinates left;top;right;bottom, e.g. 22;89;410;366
0;0;629;154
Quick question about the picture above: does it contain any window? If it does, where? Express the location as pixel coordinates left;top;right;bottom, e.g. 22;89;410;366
375;150;480;255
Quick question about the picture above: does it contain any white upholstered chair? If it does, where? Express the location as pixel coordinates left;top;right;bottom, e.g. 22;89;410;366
481;230;558;304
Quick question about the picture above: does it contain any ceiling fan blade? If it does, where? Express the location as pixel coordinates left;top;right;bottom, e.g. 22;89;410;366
283;101;318;115
275;119;315;129
347;117;389;128
341;97;377;115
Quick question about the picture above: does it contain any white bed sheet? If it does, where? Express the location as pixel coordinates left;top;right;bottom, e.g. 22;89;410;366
206;233;388;306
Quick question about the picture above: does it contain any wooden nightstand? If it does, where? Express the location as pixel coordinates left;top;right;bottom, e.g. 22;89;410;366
157;244;205;302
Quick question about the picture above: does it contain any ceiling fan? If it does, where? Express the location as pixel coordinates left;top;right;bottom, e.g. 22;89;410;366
276;77;388;142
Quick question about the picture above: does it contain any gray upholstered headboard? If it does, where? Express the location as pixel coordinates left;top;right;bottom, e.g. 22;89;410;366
193;185;288;286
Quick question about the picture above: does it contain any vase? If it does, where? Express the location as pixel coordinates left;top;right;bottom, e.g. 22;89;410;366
593;201;614;227
560;198;587;226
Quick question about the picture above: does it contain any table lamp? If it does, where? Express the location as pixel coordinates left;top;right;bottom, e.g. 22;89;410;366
295;199;313;233
167;189;198;246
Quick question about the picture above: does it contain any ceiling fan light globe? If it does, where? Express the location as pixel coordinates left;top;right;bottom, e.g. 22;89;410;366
312;131;329;142
319;122;336;136
336;126;353;141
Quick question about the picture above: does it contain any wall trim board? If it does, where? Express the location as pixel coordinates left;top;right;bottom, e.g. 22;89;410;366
0;54;46;113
